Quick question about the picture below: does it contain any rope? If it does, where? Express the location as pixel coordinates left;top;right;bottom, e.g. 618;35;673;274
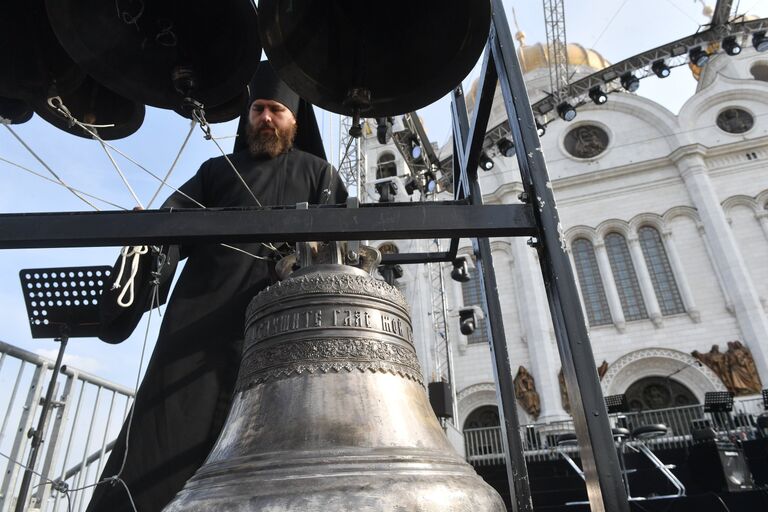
112;245;150;307
46;96;144;209
190;107;263;208
146;119;197;209
2;124;100;210
0;156;127;210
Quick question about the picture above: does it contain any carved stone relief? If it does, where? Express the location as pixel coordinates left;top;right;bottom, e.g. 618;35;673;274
514;366;541;420
692;341;762;396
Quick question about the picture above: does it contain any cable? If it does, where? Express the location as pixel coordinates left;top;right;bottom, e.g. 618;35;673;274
146;119;197;209
0;156;128;210
2;124;100;210
191;108;263;208
589;0;631;50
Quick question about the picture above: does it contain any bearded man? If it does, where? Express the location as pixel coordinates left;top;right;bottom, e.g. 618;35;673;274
86;62;346;512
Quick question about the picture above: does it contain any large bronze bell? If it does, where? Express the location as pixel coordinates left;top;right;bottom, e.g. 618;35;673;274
259;0;492;117
0;0;145;139
163;260;505;511
0;0;85;101
46;0;261;113
33;76;145;140
0;97;34;125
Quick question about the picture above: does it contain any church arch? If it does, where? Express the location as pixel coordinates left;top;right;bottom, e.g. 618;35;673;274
602;348;727;403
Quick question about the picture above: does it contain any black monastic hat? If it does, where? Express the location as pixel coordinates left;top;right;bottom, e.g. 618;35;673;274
233;60;326;160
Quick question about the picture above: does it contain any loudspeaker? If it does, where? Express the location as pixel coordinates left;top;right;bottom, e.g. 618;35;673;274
688;442;754;492
428;381;453;418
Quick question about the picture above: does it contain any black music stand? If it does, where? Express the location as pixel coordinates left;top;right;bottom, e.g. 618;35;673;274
605;394;630;414
14;265;111;512
704;391;734;433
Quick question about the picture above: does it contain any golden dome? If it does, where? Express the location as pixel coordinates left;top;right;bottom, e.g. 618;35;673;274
463;42;610;112
517;42;611;74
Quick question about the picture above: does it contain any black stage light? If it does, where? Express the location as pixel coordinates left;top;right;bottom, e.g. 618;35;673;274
497;138;515;157
410;140;422;161
689;47;710;67
536;121;546;137
479;151;494;171
450;256;471;283
651;60;671;78
588;86;607;105
620;72;640;92
458;307;477;335
722;36;742;56
557;102;576;122
753;31;768;52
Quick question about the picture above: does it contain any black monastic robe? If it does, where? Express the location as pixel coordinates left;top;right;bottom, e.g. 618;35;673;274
86;148;347;512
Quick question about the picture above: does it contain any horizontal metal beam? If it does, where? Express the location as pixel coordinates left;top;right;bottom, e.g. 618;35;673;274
0;204;537;249
381;251;452;265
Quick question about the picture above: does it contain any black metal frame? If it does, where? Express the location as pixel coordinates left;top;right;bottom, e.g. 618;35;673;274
0;2;630;511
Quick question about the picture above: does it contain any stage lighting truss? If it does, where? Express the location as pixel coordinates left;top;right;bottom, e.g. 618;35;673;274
527;16;767;127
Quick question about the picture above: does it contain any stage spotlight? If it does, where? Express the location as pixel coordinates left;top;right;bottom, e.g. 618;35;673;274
497;138;515;158
753;31;768;52
651;60;671;78
458;307;477;335
557;102;576;122
536;121;546;137
722;36;742;56
620;72;640;92
479;152;494;171
450;256;471;283
689;47;710;67
588;86;607;105
410;140;422;161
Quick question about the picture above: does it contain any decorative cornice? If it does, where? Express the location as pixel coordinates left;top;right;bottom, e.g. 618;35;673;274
248;270;410;317
236;337;423;390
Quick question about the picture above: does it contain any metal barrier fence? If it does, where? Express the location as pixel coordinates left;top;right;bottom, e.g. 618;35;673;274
0;340;133;512
464;397;766;465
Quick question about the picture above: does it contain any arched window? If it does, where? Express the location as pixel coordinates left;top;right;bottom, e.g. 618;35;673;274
637;226;685;315
605;233;647;321
376;152;397;179
460;265;489;345
571;238;612;326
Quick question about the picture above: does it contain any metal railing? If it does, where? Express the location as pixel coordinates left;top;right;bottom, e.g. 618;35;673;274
0;340;133;512
464;397;766;465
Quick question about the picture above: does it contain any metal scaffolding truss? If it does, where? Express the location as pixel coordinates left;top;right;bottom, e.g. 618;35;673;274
534;10;767;122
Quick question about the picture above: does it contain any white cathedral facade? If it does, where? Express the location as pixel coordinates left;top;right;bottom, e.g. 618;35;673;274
360;39;768;439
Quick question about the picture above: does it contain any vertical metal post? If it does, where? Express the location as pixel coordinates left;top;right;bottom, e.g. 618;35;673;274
34;372;76;511
15;333;69;512
1;363;46;512
451;51;533;512
488;1;630;510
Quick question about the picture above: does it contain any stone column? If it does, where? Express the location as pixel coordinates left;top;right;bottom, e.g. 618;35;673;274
594;240;627;332
757;210;768;243
510;237;569;422
697;223;735;314
673;148;768;383
627;235;663;327
661;230;700;322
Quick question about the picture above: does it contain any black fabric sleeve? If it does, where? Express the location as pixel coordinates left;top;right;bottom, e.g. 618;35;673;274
98;162;208;343
98;246;179;344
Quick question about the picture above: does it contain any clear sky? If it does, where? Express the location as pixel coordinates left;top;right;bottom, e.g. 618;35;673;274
1;0;767;388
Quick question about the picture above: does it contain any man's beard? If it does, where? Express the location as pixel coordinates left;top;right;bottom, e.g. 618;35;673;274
246;122;297;158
